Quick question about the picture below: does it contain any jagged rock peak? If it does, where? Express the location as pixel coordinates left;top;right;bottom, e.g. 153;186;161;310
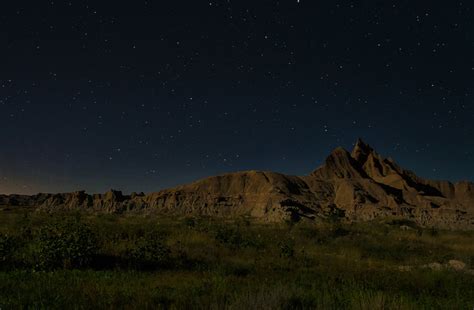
351;138;374;163
311;146;367;179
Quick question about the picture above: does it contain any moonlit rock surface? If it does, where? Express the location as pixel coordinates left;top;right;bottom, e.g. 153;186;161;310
1;139;473;229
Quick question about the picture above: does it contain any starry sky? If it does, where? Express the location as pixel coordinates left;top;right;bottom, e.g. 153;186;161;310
1;1;473;195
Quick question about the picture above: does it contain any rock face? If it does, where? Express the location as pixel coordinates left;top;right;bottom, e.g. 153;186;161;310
1;139;473;228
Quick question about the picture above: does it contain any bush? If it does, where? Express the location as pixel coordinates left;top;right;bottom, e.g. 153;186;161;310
429;227;439;237
214;226;261;249
36;219;97;270
331;226;350;238
279;239;295;258
215;227;244;247
0;234;16;266
184;217;197;228
126;231;171;270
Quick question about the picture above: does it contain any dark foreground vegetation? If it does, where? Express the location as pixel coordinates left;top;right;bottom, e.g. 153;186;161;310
0;207;473;309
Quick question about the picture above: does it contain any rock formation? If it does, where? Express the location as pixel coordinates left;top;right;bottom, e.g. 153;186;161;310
1;139;473;228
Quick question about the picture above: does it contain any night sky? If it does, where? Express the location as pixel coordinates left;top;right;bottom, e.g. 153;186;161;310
1;1;473;195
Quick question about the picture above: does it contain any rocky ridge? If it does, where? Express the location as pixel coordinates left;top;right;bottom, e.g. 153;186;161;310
1;139;473;228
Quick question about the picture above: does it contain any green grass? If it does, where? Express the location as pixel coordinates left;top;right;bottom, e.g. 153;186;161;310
0;208;473;309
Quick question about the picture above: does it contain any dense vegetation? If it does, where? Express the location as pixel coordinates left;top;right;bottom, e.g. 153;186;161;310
0;207;473;309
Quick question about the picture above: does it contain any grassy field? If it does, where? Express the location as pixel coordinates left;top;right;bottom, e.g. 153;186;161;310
0;207;473;309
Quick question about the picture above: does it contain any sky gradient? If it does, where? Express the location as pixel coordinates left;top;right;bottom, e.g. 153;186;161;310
1;1;473;194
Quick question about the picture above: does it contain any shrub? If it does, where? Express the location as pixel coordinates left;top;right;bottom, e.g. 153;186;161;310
183;217;197;228
331;226;350;238
279;239;295;258
327;204;346;223
429;227;439;237
215;227;244;247
0;234;16;266
36;219;98;270
126;231;171;270
214;226;262;249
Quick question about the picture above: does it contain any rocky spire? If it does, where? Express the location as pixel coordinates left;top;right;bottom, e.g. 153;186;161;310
311;147;367;179
351;138;374;164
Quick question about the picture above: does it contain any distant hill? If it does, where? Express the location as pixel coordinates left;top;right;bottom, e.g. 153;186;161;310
1;139;473;229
